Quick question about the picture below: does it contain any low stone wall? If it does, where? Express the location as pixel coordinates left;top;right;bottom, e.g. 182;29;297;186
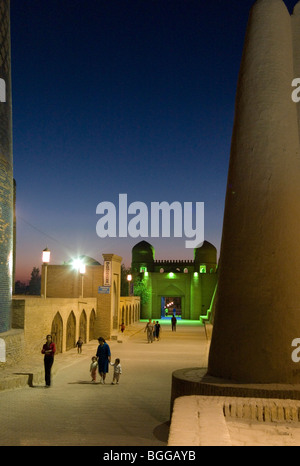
168;396;232;446
168;395;300;446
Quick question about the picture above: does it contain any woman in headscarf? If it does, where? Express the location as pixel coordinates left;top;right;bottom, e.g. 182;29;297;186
96;337;111;384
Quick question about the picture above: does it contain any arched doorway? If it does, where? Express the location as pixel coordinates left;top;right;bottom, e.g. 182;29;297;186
66;311;76;351
79;309;87;343
89;309;96;341
51;312;63;353
162;296;182;318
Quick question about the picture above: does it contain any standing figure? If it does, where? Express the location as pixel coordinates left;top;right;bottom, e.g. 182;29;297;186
144;319;154;343
171;315;177;332
76;337;83;354
96;337;111;384
41;334;56;387
155;321;161;340
110;358;122;385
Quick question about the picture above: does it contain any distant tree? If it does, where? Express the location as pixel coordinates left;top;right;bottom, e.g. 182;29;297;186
28;267;41;295
133;276;151;305
14;280;28;295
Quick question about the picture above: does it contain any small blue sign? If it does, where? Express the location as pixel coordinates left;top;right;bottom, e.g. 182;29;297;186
98;286;110;294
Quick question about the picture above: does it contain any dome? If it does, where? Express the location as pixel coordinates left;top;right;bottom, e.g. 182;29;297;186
132;241;155;262
65;255;101;266
194;241;217;265
131;241;155;272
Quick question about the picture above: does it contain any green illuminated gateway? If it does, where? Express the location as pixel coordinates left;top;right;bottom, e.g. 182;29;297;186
131;240;217;320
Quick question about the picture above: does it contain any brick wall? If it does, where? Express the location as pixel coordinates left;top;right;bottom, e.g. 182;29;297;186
13;296;98;354
41;265;103;298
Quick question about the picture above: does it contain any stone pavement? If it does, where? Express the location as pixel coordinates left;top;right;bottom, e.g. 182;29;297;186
3;321;300;446
0;320;209;446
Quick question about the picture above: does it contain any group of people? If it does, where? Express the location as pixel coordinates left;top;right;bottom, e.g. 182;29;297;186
144;319;161;343
41;317;177;387
91;337;122;385
41;335;122;387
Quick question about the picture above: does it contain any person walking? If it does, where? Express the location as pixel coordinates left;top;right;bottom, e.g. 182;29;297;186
144;319;154;343
155;321;161;340
171;315;177;332
96;337;111;384
41;334;56;387
110;358;122;385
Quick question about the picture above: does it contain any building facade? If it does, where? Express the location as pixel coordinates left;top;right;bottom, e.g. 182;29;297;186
131;240;217;321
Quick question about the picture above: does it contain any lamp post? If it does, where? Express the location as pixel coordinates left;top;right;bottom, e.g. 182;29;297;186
80;263;86;298
127;274;132;297
42;247;51;299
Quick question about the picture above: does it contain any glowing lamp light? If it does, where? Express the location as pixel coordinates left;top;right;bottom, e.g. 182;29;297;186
127;274;133;297
72;258;84;270
79;263;86;274
42;248;51;299
42;248;51;264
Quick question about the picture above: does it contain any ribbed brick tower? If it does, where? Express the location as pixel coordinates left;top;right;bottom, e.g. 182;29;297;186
208;0;300;384
0;0;13;333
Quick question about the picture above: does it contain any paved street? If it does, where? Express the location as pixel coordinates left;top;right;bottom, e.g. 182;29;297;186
0;321;209;446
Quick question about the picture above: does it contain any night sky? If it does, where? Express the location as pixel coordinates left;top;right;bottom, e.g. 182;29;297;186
10;0;299;282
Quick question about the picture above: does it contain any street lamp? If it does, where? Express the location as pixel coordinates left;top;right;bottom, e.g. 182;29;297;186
42;247;51;298
127;274;132;297
80;263;86;298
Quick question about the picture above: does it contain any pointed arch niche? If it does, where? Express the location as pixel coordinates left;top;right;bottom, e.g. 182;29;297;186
79;309;87;343
66;311;76;351
51;312;63;354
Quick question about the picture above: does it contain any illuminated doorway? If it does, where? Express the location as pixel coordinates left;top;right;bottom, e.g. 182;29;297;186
161;297;182;318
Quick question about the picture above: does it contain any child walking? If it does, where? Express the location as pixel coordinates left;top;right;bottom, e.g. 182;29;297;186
110;358;122;385
90;356;98;382
76;337;83;353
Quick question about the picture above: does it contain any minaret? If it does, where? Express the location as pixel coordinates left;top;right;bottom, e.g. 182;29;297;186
0;0;13;333
208;0;300;383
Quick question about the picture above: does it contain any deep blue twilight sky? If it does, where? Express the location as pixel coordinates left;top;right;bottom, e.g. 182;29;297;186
10;0;298;281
